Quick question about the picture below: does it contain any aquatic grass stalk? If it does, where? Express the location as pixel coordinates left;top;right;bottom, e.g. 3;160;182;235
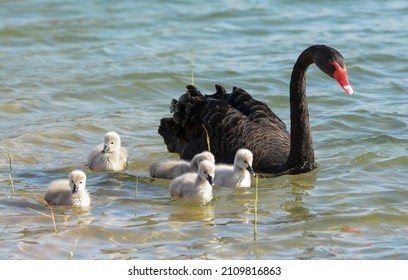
1;146;15;198
8;154;14;197
46;202;58;234
202;124;211;152
41;200;58;233
254;174;259;240
69;238;80;260
29;203;58;234
134;176;139;199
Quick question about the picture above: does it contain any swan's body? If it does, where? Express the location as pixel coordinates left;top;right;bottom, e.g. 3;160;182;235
44;170;90;207
88;131;128;171
169;160;215;204
159;45;353;175
214;148;255;188
150;151;215;179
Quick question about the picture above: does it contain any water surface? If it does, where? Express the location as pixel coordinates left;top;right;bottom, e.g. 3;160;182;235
1;0;408;259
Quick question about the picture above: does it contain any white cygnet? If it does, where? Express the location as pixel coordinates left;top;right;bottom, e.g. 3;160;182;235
149;151;214;179
88;131;128;171
214;148;256;188
44;170;90;207
169;160;215;204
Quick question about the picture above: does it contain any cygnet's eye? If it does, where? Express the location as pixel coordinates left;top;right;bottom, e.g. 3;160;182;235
111;141;114;145
71;180;74;184
80;181;83;184
204;171;207;174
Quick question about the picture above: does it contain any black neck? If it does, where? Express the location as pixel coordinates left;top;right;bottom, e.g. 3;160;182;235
286;47;316;171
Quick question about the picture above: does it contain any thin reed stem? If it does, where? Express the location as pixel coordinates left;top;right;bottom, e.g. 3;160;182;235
8;154;14;198
29;204;58;234
202;124;211;152
44;201;58;233
135;176;139;199
254;174;259;240
69;238;80;260
1;146;15;198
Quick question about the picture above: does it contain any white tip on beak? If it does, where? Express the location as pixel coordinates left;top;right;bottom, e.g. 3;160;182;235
343;85;353;96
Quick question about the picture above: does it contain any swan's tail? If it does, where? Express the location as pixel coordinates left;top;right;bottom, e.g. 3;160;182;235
158;117;179;153
158;85;213;159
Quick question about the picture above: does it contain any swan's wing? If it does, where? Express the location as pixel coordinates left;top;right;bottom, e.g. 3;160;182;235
159;85;290;170
88;144;104;169
119;147;128;168
149;159;190;179
226;86;287;131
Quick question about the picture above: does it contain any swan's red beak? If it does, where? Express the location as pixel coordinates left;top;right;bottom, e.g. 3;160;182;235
333;62;353;96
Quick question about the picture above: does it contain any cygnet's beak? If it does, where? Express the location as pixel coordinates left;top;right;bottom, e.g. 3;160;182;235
102;144;109;154
207;175;214;186
247;165;256;176
72;184;78;194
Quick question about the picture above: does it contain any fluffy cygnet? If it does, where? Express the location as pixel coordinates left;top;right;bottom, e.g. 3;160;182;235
214;148;256;188
169;160;215;204
149;151;215;179
44;170;90;207
88;131;128;171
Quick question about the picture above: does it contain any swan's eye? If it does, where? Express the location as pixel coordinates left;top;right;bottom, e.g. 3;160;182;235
204;171;207;174
80;181;82;184
111;141;114;144
329;58;334;64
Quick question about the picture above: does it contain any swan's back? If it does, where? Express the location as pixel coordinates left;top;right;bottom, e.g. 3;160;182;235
189;151;215;171
149;151;215;179
159;85;291;173
44;179;73;206
88;144;105;170
168;172;196;197
149;159;190;179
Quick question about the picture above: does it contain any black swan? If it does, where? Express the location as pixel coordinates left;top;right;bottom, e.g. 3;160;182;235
159;45;353;175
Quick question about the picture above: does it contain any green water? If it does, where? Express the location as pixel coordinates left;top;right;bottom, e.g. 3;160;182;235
1;0;408;259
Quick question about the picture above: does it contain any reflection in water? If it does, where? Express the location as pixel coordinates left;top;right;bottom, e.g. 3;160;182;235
30;203;94;234
168;202;215;223
282;171;317;220
288;171;317;195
